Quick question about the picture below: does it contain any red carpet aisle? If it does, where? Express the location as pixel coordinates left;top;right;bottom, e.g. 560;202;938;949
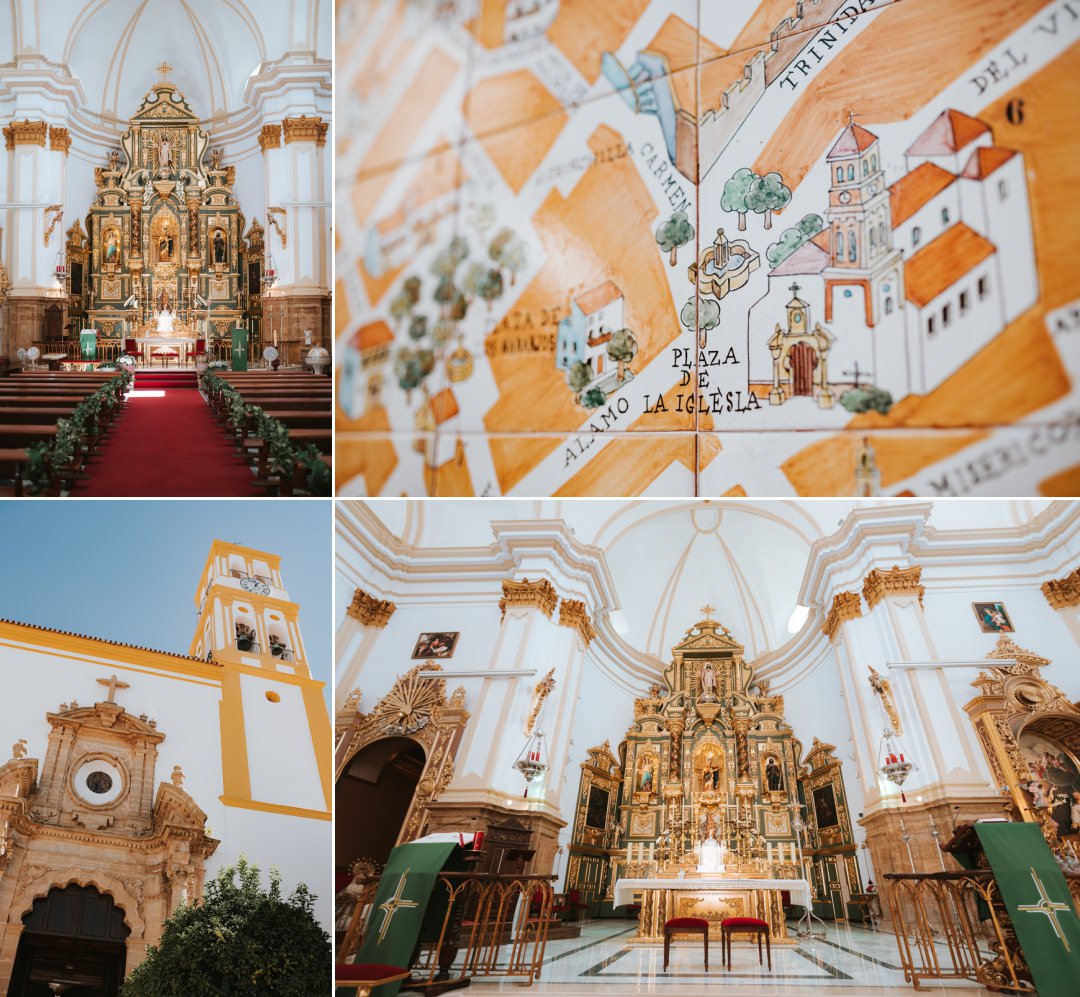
73;371;256;496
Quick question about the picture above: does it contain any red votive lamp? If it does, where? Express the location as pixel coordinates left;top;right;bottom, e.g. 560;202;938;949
473;832;485;850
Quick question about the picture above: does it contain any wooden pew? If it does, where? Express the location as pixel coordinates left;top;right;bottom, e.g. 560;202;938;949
0;447;27;496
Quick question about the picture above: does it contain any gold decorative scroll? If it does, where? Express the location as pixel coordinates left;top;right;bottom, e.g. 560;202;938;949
346;588;396;628
1042;568;1080;610
43;205;63;248
868;665;902;735
986;634;1050;671
267;206;287;249
525;668;556;736
862;565;924;610
499;577;557;620
4;119;48;149
48;126;71;155
282;115;328;146
558;599;596;645
821;591;861;639
258;124;282;151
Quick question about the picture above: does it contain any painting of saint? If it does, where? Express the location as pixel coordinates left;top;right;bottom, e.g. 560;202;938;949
813;784;839;829
1019;731;1080;834
213;228;227;264
972;601;1014;633
585;785;609;831
411;631;459;659
104;228;119;264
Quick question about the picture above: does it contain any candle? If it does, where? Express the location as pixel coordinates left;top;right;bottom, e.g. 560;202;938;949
900;754;905;763
473;831;485;850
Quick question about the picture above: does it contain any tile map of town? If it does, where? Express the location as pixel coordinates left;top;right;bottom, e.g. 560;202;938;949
336;0;1080;496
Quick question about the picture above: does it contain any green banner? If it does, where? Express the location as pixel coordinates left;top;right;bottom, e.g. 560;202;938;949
230;328;248;371
975;821;1080;997
79;330;96;361
343;841;459;997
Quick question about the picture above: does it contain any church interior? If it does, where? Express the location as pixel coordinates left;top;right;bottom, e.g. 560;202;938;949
334;498;1080;996
0;2;332;496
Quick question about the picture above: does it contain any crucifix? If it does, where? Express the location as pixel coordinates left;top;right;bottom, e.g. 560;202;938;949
843;362;871;389
846;108;861;127
700;604;716;620
376;870;419;943
97;674;130;704
1017;868;1073;951
156;62;173;84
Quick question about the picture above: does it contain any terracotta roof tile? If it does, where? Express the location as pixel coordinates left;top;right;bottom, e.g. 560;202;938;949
575;281;622;315
904;223;996;308
353;321;395;352
906;109;989;157
0;618;207;664
889;162;956;228
826;123;878;160
960;146;1017;179
428;387;459;425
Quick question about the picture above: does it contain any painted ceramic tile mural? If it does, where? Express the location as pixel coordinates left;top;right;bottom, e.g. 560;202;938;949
336;0;1080;496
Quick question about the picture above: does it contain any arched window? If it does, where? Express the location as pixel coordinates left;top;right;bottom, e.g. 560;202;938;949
870;227;877;250
912;226;921;247
836;166;843;182
879;221;886;244
862;159;868;176
848;231;857;262
847;165;854;181
941;207;950;224
871;155;877;171
885;297;894;315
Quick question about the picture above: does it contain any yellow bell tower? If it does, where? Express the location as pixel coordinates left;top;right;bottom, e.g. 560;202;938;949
190;540;331;820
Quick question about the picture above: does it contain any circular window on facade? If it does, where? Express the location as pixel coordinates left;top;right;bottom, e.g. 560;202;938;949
86;771;114;794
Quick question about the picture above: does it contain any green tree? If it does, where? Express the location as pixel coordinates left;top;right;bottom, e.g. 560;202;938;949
121;858;329;997
488;227;514;270
606;327;639;382
766;227;805;265
402;276;422;307
408;314;428;341
463;261;487;302
434;276;457;316
679;298;696;336
477;268;504;311
746;171;791;229
721;167;758;231
840;386;893;415
566;361;592;397
448;289;469;323
389;290;412;329
655;211;695;266
798;213;824;238
698;298;720;347
501;236;528;286
432;317;456;348
581;387;607;408
448;236;470;268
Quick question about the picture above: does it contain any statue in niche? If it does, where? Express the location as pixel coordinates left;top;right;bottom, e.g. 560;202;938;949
143;171;153;205
699;661;718;702
212;228;227;264
158;230;175;263
211;148;222;171
765;755;784;791
104;228;119;264
155;130;174;175
108;150;120;172
638;756;655;793
700;751;720;792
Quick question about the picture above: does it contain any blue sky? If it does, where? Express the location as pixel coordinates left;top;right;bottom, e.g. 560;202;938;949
0;501;332;699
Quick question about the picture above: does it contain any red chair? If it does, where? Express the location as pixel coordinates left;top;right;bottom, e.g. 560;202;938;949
663;916;709;971
721;916;771;971
334;964;410;994
123;338;139;361
195;338;207;356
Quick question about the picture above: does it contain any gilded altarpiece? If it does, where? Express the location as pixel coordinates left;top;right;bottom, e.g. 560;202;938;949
80;72;253;343
566;741;622;912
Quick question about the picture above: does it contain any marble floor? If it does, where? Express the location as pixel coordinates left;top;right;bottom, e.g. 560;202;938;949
468;919;998;996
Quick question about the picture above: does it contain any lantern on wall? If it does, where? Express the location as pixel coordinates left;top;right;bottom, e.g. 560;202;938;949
514;728;548;790
879;727;916;802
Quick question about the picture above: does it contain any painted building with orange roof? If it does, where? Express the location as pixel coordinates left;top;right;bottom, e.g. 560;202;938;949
556;280;625;381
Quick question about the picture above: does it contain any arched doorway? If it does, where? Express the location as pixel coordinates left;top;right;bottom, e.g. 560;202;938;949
7;885;130;996
789;341;818;396
336;736;426;872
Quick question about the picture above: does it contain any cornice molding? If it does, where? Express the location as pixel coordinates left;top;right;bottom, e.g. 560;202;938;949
558;599;596;645
821;591;862;640
258;123;282;151
499;578;557;620
862;565;924;610
346;588;395;629
1042;567;1080;609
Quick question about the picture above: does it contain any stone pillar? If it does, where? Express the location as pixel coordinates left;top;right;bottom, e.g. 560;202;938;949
1;120;68;357
263;116;330;354
334;587;396;703
1042;568;1080;644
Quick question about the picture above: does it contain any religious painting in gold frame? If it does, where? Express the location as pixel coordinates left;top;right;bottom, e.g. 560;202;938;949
629;810;657;837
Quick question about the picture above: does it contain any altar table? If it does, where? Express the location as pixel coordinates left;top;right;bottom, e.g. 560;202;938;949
135;336;197;365
613;876;812;943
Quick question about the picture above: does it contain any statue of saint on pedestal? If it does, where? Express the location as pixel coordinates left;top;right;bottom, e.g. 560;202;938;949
155;308;175;334
697;822;726;873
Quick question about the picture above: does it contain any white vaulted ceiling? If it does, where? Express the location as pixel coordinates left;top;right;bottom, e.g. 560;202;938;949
7;0;330;129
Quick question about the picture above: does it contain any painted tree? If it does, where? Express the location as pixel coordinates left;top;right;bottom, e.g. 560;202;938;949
432;317;456;348
408;314;428;341
680;298;697;336
655;210;695;266
500;236;528;285
606;327;639;382
431;247;456;279
799;213;824;238
698;298;720;348
767;213;827;265
448;235;470;267
488;227;514;271
448;289;469;323
478;268;504;311
389;290;412;329
581;387;608;408
433;276;457;316
746;171;791;229
462;261;487;301
470;202;496;237
721;167;758;231
394;346;427;403
566;360;592;398
403;275;422;306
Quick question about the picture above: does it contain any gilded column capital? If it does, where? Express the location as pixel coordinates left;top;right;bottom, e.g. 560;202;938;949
1042;568;1080;609
558;599;596;645
499;577;557;619
821;591;862;639
346;587;396;628
4;119;48;150
49;126;71;155
282;115;328;146
258;123;282;152
862;565;924;610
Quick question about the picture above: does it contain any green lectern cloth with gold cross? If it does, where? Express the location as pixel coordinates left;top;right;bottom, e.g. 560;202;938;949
975;821;1080;997
350;841;463;997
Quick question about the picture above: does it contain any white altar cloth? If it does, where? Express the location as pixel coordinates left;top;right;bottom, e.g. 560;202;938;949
613;876;812;910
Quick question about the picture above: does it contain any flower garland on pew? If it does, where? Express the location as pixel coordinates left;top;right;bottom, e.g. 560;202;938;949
200;371;331;496
24;370;133;495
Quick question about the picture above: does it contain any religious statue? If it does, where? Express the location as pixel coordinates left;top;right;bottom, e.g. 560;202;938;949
697;815;726;873
765;755;784;791
700;752;720;792
211;147;222;170
213;228;227;264
104;228;119;264
156;308;175;334
171;765;185;788
1071;792;1080;834
108;149;120;172
11;739;27;760
638;758;654;793
143;171;153;205
155;130;174;174
175;172;186;202
158;230;175;262
699;661;718;702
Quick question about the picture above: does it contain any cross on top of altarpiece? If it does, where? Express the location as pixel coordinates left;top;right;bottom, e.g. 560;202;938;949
97;673;131;704
700;604;716;620
156;62;173;84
